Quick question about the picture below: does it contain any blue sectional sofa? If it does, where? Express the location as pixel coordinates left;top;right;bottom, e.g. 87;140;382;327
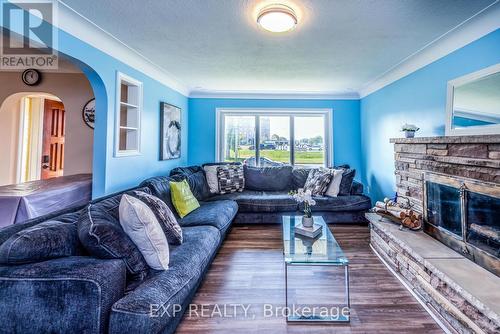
0;164;370;333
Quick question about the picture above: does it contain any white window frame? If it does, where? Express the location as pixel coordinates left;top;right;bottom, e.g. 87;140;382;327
215;108;333;167
446;63;500;136
115;72;143;157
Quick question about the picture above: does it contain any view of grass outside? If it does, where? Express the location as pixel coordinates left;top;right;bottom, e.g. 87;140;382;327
223;114;326;166
226;147;324;165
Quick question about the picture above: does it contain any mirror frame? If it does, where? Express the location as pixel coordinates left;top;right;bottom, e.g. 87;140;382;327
446;63;500;136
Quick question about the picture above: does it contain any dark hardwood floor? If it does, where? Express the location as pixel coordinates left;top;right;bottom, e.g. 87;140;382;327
176;224;443;333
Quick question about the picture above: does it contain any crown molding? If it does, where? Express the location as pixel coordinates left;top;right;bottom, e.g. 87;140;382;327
358;1;500;98
56;1;190;96
188;90;360;100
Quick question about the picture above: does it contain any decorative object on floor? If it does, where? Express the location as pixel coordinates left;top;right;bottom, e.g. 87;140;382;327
119;194;170;270
400;123;420;138
216;164;245;194
170;179;200;218
291;188;317;227
295;222;323;239
82;98;95;129
370;195;422;230
160;102;181;160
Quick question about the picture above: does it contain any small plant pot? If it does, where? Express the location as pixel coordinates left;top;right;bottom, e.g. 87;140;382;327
404;131;415;138
302;216;314;227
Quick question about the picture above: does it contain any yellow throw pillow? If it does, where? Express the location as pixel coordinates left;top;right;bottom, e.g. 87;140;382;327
170;179;200;218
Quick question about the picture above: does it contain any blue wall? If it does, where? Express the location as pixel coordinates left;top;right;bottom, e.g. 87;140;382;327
188;98;363;179
56;29;189;197
2;7;189;198
360;29;500;202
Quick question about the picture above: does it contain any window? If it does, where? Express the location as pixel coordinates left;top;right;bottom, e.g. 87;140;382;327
115;72;142;156
217;109;331;167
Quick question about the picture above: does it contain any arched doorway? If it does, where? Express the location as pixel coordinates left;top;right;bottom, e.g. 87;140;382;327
0;92;67;184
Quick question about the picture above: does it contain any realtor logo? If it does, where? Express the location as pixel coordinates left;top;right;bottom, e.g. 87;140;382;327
1;0;58;69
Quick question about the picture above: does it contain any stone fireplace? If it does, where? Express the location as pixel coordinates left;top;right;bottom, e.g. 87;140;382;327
391;135;500;276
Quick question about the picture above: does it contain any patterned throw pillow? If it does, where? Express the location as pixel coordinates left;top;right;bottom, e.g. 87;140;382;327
217;165;245;194
131;190;183;245
304;168;334;196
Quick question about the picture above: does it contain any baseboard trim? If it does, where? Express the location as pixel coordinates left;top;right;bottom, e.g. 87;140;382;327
369;244;455;334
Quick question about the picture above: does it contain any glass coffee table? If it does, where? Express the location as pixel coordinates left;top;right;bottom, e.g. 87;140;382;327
282;215;350;322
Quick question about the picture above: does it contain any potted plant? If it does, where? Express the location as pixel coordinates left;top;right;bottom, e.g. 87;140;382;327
291;189;316;227
401;123;420;138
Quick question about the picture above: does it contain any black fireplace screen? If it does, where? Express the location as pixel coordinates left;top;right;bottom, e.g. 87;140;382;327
466;191;500;258
426;182;462;237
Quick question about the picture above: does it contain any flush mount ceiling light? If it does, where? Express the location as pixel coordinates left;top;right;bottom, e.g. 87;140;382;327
257;4;298;33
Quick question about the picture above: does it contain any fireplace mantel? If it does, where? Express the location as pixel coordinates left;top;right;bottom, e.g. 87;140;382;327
390;134;500;145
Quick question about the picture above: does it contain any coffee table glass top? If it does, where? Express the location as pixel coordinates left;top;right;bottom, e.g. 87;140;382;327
282;216;348;265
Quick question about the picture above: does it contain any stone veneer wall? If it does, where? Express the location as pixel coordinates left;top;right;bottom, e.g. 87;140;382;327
391;135;500;212
367;214;500;334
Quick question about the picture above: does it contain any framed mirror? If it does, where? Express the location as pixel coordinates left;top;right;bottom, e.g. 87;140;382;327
446;63;500;136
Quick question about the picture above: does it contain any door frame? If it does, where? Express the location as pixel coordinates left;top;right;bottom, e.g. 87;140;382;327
16;93;62;183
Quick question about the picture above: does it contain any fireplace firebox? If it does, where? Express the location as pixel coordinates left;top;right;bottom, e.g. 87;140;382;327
424;173;500;276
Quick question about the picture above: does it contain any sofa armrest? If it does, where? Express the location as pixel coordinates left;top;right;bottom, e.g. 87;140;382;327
0;256;126;334
350;181;364;195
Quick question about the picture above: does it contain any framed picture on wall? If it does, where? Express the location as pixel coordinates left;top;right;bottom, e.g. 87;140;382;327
160;102;181;160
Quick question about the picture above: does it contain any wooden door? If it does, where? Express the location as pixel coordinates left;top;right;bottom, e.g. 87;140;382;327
41;99;65;179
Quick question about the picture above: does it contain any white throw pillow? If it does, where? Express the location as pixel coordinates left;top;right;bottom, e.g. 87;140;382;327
119;194;169;270
324;169;344;197
204;165;220;194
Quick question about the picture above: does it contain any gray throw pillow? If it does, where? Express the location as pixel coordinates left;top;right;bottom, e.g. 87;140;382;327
119;195;170;271
304;168;334;196
217;165;245;194
131;190;183;245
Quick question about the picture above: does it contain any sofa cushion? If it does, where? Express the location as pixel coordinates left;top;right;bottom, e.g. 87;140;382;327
339;168;356;196
179;200;237;235
292;167;310;189
77;193;149;281
210;190;297;213
243;165;293;191
0;210;81;247
170;166;211;201
0;256;126;334
130;190;182;245
119;195;170;271
350;180;364;195
109;225;220;334
299;195;371;212
0;220;81;264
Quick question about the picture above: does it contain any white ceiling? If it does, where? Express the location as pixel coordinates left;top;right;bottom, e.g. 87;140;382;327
59;0;498;96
